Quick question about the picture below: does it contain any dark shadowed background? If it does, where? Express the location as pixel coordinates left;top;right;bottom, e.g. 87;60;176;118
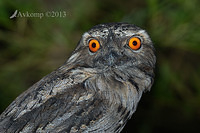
0;0;200;133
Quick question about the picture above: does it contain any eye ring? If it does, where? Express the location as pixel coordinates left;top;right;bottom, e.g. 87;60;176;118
88;39;100;53
128;37;141;50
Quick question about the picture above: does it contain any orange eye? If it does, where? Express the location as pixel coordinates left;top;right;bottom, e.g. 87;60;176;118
128;37;141;50
89;39;100;52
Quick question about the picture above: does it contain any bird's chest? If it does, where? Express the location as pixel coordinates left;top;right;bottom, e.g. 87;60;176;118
85;75;139;113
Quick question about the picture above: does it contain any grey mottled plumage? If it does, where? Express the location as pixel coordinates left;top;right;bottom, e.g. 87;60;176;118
0;23;156;133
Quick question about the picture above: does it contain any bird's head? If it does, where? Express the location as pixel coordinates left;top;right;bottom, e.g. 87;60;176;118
66;23;156;92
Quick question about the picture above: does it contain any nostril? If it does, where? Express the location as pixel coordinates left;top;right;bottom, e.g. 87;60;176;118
110;51;119;58
102;51;120;66
107;54;115;66
95;50;122;67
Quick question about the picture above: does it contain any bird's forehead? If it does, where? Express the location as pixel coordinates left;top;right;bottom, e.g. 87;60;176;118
88;27;109;38
87;24;144;38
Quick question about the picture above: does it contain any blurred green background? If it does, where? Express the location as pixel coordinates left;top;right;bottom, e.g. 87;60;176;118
0;0;200;132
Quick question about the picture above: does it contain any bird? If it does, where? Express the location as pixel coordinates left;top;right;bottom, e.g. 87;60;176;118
0;22;156;133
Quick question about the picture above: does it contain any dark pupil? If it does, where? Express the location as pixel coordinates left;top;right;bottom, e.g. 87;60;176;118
132;41;137;46
92;43;96;48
